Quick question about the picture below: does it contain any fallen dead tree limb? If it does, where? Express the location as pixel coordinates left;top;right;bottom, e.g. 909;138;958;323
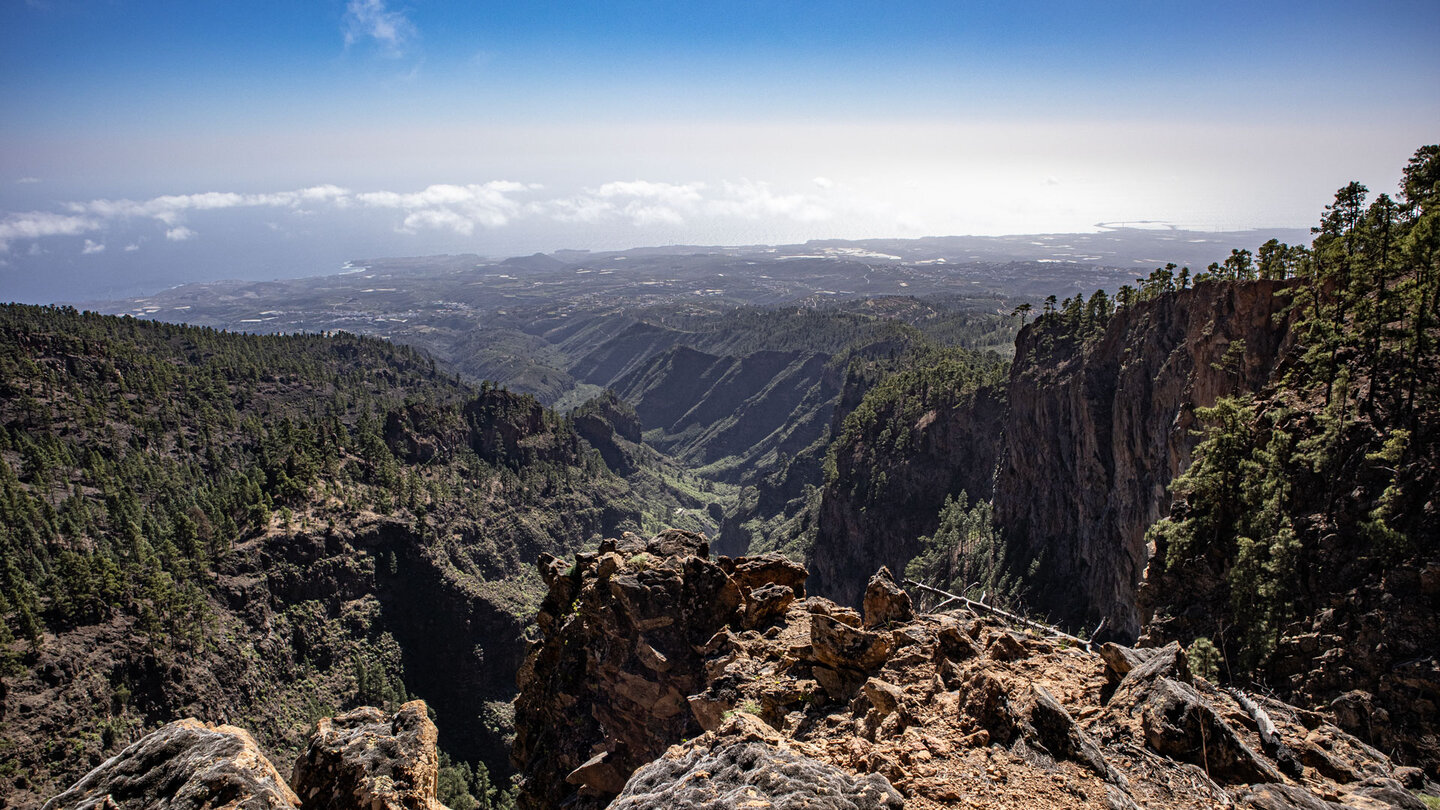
1226;687;1303;777
903;578;1093;651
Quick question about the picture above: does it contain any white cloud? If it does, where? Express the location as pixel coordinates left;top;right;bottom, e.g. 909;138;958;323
81;239;105;254
536;180;836;229
16;177;41;185
124;242;141;252
0;178;859;252
357;182;530;233
813;176;835;189
0;211;98;252
343;0;417;55
705;180;833;223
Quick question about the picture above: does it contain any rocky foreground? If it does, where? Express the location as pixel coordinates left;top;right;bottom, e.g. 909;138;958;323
513;530;1434;810
41;530;1437;810
42;700;447;810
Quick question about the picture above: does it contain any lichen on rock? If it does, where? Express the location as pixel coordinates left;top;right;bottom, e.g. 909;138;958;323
289;700;448;810
42;719;301;810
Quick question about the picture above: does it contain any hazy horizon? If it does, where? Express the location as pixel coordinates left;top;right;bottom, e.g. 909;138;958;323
3;0;1436;304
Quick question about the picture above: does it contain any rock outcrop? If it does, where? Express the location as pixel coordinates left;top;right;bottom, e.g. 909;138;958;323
45;702;454;810
42;719;300;810
290;701;448;810
515;542;1431;810
809;281;1298;629
511;529;760;810
611;738;904;810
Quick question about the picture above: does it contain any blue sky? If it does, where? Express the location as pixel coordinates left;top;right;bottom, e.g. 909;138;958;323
2;0;1437;302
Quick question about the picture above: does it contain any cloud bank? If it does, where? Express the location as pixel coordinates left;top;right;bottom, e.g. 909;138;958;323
0;179;847;254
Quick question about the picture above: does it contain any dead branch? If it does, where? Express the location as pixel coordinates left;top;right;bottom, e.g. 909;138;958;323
903;578;1094;651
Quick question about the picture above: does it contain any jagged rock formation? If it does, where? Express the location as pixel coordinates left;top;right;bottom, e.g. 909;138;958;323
515;537;1431;809
797;278;1439;777
290;701;447;810
512;530;810;810
995;279;1298;636
41;719;300;810
44;702;454;810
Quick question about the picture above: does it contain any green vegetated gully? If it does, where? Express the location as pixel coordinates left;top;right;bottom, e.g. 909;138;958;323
2;145;1439;807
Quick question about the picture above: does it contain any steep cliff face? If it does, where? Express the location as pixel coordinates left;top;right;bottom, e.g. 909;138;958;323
807;351;1009;606
815;283;1299;626
994;280;1297;636
810;388;1006;606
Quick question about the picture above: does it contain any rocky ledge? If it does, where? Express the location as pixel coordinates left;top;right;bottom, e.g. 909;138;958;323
514;531;1435;810
42;701;451;810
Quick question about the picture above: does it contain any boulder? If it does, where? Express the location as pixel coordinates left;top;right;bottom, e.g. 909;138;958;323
290;701;448;810
610;740;904;810
1026;685;1116;783
958;669;1021;745
1099;642;1159;680
985;631;1027;662
564;752;626;797
862;678;906;718
743;582;797;629
643;528;710;560
727;553;808;598
1134;677;1282;785
1236;784;1350;810
43;719;300;810
810;614;893;671
862;567;913;629
934;619;980;662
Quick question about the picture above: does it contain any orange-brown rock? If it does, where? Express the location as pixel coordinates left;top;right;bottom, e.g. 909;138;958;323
645;569;1428;810
862;566;914;629
515;553;1433;810
511;530;776;810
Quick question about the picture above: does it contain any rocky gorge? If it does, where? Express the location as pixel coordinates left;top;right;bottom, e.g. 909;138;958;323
45;531;1431;809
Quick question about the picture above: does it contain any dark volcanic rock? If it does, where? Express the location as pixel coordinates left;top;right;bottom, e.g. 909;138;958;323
1026;684;1116;782
810;613;893;671
724;552;808;598
743;582;798;629
512;530;812;810
996;280;1297;636
42;719;300;810
609;740;904;810
290;700;447;810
